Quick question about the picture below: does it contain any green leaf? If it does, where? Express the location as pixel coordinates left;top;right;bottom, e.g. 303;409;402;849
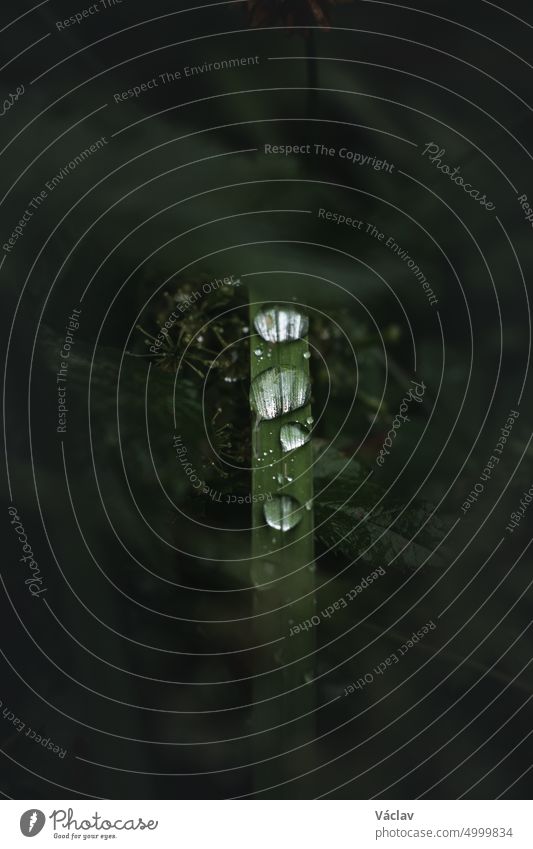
314;448;450;570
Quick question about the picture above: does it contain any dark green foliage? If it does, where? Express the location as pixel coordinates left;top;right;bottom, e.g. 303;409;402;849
314;449;450;570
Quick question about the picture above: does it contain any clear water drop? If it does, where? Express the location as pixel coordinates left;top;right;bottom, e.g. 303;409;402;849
303;351;311;360
250;367;311;421
254;305;309;343
280;421;311;452
254;347;262;357
305;500;313;511
264;495;303;532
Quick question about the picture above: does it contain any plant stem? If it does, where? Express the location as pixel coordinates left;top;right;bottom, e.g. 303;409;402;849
249;294;317;797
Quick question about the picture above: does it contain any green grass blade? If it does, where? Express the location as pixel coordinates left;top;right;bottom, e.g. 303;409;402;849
249;295;317;797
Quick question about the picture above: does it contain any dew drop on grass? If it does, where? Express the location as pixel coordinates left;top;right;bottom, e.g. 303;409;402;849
250;367;311;421
264;495;303;532
280;421;311;452
303;351;311;360
254;305;309;343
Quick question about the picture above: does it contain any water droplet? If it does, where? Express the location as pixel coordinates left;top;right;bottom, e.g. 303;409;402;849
254;305;309;343
254;347;262;357
280;422;311;452
276;471;293;486
305;500;313;511
250;367;311;421
303;351;311;360
306;416;314;426
264;495;303;532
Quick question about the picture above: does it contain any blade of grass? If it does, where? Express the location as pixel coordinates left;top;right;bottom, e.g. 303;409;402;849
249;294;317;797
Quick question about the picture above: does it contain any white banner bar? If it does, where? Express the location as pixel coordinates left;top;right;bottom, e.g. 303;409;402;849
0;800;531;848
